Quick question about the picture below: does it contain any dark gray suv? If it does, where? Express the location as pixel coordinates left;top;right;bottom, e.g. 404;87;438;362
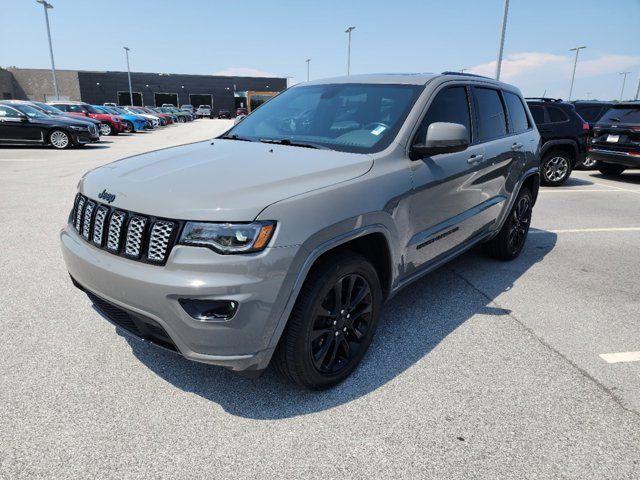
61;73;540;389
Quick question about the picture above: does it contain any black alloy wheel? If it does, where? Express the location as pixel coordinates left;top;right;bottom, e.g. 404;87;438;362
274;251;382;390
310;273;373;375
485;187;533;260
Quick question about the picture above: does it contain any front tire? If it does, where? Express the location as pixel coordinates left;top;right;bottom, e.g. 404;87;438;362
48;129;71;149
597;162;626;177
274;251;382;390
540;150;573;186
123;120;133;133
485;187;533;260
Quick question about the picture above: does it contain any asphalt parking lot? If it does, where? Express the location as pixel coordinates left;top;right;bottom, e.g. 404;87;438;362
1;121;639;479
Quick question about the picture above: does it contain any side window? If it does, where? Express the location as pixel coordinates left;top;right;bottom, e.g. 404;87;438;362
0;105;22;118
547;106;569;123
414;86;471;144
529;105;545;124
503;92;530;133
53;104;67;112
474;87;507;141
68;104;84;113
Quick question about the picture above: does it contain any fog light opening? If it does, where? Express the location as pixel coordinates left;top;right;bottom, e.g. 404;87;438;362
179;298;238;321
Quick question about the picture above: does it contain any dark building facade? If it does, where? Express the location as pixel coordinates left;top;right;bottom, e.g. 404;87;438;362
6;68;287;111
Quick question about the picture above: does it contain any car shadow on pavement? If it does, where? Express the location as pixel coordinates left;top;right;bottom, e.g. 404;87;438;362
591;172;640;185
122;230;557;420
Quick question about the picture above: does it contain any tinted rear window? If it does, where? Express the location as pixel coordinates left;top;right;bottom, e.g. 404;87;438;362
475;88;507;141
599;106;640;124
547;107;569;123
504;92;529;133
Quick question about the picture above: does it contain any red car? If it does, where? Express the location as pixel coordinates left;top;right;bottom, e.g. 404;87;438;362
138;106;174;125
48;101;127;136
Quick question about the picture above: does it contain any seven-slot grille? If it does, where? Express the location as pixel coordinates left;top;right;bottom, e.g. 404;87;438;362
71;193;179;265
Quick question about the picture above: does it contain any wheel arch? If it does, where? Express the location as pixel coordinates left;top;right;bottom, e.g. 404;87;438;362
540;140;578;165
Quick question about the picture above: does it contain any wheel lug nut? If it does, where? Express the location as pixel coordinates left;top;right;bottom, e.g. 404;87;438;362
343;327;347;332
333;320;337;325
346;314;350;319
340;309;345;314
335;331;340;336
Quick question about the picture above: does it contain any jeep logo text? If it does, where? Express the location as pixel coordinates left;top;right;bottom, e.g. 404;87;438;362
98;189;116;204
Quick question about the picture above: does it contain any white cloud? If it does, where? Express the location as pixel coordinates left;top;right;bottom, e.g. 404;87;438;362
212;67;279;78
467;52;640;82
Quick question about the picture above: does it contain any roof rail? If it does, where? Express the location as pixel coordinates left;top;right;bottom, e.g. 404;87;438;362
441;71;491;79
525;97;563;102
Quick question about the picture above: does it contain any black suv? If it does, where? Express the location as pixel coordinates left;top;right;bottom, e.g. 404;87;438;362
572;101;615;168
587;102;640;177
526;98;589;186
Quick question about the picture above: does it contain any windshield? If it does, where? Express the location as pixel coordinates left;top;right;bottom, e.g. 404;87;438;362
599;106;640;124
93;106;108;114
12;104;49;119
83;104;100;114
224;83;423;153
33;102;63;115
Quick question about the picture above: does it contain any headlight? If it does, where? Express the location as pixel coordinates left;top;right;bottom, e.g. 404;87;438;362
70;125;88;131
179;221;276;254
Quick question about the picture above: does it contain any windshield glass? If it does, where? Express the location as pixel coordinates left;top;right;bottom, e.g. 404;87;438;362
225;83;423;153
33;102;63;115
84;104;100;114
12;104;49;119
599;106;640;124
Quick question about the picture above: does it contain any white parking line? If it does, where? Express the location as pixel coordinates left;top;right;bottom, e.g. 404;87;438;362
530;227;640;234
540;188;640;193
591;181;640;195
599;351;640;364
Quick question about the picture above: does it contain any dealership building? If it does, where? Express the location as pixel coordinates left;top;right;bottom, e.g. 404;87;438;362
0;68;287;112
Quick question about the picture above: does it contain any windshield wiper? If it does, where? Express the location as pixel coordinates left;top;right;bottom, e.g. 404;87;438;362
609;117;621;123
221;134;254;142
258;138;327;149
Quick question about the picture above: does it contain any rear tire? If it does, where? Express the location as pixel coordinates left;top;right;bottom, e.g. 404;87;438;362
274;251;382;390
99;122;112;136
597;162;626;177
485;187;533;261
540;150;573;186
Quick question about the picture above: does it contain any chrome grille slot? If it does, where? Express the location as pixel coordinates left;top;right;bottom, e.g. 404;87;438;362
148;221;175;263
92;206;109;246
74;196;86;232
70;194;178;265
107;211;126;252
125;216;147;258
82;201;95;239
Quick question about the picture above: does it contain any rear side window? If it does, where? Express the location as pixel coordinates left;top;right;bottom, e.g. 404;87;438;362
547;106;569;123
529;105;545;124
0;105;22;117
415;86;471;144
67;104;85;113
574;105;603;122
474;88;507;141
503;92;530;133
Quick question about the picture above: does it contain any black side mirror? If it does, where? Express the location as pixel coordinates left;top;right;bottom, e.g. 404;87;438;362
20;114;29;123
410;122;469;160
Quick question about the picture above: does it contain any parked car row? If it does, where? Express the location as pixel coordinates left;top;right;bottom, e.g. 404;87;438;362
0;99;197;149
525;97;639;186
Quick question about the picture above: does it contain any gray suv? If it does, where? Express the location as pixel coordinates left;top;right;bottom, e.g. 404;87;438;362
61;73;540;389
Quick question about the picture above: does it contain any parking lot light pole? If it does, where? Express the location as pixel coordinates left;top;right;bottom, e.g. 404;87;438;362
345;26;355;75
123;47;133;106
495;0;509;80
36;0;59;100
635;76;640;101
306;59;311;82
619;71;631;100
568;46;586;101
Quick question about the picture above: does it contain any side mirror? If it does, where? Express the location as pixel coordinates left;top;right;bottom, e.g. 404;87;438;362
233;114;246;125
410;122;469;160
84;112;90;116
20;115;29;123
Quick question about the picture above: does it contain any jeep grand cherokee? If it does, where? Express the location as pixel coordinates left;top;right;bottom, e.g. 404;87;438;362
61;73;540;389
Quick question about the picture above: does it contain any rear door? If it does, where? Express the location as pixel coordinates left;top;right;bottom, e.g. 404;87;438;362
405;84;486;272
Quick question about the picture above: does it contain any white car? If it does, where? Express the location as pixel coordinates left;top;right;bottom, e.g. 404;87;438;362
196;105;212;119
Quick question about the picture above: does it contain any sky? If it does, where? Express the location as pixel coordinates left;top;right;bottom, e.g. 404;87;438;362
2;0;640;100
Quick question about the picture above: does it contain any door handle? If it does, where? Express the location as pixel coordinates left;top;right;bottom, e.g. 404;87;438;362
511;142;523;151
467;154;483;164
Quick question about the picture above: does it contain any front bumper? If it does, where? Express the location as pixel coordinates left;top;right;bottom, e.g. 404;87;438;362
60;225;300;371
587;148;640;168
72;130;100;144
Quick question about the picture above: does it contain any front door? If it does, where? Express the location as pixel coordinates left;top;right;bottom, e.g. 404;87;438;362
405;85;487;274
0;105;42;142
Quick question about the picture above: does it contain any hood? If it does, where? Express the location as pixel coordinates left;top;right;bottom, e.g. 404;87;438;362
80;139;374;221
34;116;95;128
62;114;100;125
